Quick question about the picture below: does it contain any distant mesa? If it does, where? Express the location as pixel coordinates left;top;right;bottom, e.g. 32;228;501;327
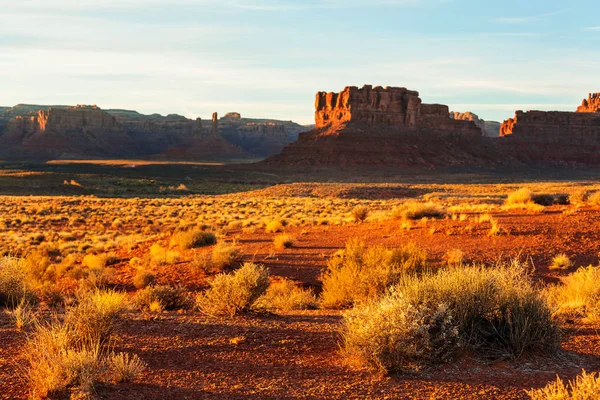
0;104;305;160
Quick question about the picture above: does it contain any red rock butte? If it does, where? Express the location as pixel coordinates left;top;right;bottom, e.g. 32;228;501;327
577;93;600;113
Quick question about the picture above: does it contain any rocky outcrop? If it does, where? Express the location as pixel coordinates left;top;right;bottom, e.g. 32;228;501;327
450;111;500;137
267;85;487;166
577;93;600;113
217;112;306;157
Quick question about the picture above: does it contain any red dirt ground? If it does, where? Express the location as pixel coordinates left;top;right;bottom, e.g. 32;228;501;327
2;205;600;399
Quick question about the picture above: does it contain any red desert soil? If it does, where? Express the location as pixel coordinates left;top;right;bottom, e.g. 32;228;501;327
2;204;600;399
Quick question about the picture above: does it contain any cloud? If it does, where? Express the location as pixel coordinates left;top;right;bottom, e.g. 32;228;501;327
583;26;600;31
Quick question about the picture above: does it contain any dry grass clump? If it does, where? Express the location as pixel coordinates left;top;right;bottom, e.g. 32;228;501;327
588;191;600;205
0;256;37;307
342;262;559;373
549;253;573;271
197;263;269;317
24;289;141;399
8;299;36;330
265;219;284;233
527;370;600;400
503;188;546;212
351;205;369;223
392;201;445;220
255;278;317;312
321;240;429;309
107;352;147;383
149;244;180;265
569;188;590;205
170;229;216;250
82;253;118;270
134;285;191;312
65;289;128;344
273;234;295;250
546;265;600;321
190;242;242;274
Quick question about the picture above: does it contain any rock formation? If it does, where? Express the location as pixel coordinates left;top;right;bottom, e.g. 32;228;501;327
266;85;489;166
450;111;500;137
577;93;600;113
211;112;219;136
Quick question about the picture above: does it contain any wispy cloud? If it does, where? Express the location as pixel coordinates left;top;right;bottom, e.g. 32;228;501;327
583;26;600;31
493;9;570;24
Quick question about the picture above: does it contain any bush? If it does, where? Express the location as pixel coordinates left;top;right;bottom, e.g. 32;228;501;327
65;289;128;344
505;188;533;205
273;234;295;250
321;240;429;309
342;291;459;373
134;285;191;311
527;370;600;399
82;253;118;270
133;269;155;289
588;191;600;205
546;265;600;321
392;201;445;220
569;188;590;205
351;206;369;223
149;244;180;265
265;219;284;233
197;263;269;317
549;254;573;271
191;243;242;274
255;278;317;312
342;262;559;372
170;229;216;250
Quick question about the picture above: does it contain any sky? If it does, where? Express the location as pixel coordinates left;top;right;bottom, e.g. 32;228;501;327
1;0;599;124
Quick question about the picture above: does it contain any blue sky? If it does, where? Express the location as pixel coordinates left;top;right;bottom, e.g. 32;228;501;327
1;0;599;124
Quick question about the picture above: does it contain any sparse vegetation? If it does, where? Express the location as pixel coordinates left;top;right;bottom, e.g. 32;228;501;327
546;265;600;321
170;229;216;249
392;201;446;220
351;205;369;223
134;284;191;311
256;278;317;312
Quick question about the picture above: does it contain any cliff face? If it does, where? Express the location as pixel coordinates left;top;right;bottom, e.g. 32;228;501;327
577;93;600;113
216;112;306;157
267;85;487;167
450;111;500;137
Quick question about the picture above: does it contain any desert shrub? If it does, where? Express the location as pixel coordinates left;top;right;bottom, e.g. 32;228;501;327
265;219;284;233
149;244;180;265
255;278;317;312
546;265;600;321
107;352;146;383
342;291;459;373
170;229;216;250
9;299;36;330
82;253;118;270
588;191;600;205
133;270;155;289
273;234;295;250
191;243;242;274
569;188;590;205
24;321;103;399
320;240;429;309
549;254;573;271
342;262;559;373
527;370;600;399
351;206;369;223
392;201;445;220
505;188;533;205
65;289;128;344
197;263;270;317
22;251;53;286
134;284;191;311
0;256;37;307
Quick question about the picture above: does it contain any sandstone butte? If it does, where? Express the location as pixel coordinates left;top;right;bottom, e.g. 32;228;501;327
0;105;305;159
267;85;600;166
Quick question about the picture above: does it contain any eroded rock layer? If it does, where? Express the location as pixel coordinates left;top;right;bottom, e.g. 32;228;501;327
577;93;600;113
